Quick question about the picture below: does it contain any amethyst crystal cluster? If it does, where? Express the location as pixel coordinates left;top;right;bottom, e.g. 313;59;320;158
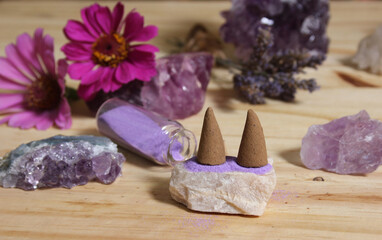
300;111;382;175
220;0;330;61
140;52;213;119
0;135;125;190
88;52;213;119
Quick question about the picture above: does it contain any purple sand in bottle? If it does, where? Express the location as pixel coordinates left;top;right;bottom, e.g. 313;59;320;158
98;105;183;165
184;156;272;174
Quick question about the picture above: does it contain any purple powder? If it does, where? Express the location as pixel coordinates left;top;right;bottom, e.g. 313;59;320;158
184;156;272;174
98;104;184;165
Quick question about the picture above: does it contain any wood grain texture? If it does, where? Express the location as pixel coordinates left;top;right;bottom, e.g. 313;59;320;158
0;1;382;239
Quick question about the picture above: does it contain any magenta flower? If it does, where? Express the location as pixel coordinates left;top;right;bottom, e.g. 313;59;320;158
62;2;159;101
0;28;72;130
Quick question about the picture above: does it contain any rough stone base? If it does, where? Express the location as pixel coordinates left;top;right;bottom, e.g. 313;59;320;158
169;160;276;216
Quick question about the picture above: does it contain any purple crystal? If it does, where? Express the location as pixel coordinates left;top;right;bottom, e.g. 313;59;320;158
86;52;214;119
300;111;382;174
0;135;125;190
352;25;382;74
220;0;330;60
140;52;213;119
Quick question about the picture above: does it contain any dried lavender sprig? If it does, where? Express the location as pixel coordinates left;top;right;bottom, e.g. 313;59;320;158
232;28;320;104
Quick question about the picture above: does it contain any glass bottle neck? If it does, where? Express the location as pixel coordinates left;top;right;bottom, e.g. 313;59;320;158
162;124;197;166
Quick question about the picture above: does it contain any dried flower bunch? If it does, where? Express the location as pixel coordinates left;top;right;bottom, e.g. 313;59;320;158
172;24;226;60
233;28;321;104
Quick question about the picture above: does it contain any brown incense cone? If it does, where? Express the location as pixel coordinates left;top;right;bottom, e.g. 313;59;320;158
197;108;226;165
236;109;268;168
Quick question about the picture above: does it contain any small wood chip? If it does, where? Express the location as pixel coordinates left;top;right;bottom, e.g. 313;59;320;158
313;176;325;181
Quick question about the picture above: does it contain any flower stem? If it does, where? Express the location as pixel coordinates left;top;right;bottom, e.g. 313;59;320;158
215;57;243;71
65;86;79;101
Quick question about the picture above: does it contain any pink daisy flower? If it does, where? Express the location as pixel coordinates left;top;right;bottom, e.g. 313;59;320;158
62;2;159;101
0;28;72;130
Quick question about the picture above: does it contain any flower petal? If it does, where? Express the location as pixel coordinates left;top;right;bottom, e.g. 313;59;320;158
41;35;56;74
41;49;56;75
57;59;68;80
80;66;103;85
100;67;117;92
54;99;72;129
33;28;56;74
81;3;103;37
109;78;122;92
127;50;157;81
7;111;41;129
0;115;12;125
95;6;112;34
16;32;43;73
123;11;144;41
0;75;27;91
115;62;134;84
5;44;37;79
77;83;100;101
112;2;124;32
34;28;53;53
131;25;158;42
64;20;96;43
35;111;54;130
128;62;156;82
57;59;68;91
128;50;156;69
67;62;95;80
0;57;33;84
61;42;92;61
0;94;24;111
0;105;24;115
132;44;159;53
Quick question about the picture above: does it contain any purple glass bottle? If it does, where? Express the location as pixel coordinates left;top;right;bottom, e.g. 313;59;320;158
96;98;197;166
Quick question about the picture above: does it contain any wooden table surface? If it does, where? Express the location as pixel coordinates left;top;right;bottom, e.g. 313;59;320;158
0;1;382;239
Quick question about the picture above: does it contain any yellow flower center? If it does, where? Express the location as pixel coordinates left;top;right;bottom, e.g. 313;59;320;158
92;33;129;67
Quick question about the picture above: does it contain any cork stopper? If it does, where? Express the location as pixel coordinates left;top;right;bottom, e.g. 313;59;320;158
236;109;268;168
197;107;226;165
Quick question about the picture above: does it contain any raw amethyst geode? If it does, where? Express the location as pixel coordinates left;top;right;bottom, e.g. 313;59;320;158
87;52;214;119
0;135;126;190
140;52;213;119
220;0;330;60
300;111;382;174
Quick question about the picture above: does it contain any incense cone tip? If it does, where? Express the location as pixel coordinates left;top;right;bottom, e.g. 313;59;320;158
236;109;268;168
197;108;226;165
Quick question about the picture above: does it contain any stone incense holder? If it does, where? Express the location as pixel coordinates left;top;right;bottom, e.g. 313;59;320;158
169;108;276;216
